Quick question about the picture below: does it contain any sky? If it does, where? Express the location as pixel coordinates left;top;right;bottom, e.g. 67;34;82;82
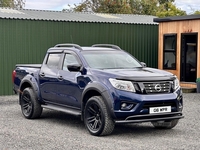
24;0;200;14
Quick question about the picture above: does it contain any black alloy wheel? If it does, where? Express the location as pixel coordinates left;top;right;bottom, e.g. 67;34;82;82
21;91;33;117
20;88;43;119
84;96;115;136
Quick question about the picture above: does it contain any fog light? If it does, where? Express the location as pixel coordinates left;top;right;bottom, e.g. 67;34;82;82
121;102;135;110
121;103;127;108
179;103;183;111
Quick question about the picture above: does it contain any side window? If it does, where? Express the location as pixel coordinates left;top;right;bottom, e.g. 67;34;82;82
62;53;79;71
163;34;177;70
46;53;61;69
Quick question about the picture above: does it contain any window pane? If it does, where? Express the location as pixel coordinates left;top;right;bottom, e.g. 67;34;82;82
163;34;177;70
63;53;79;71
164;36;176;50
46;53;61;68
82;51;142;69
163;52;175;69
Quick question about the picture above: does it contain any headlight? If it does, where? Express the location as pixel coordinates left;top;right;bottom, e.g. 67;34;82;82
109;78;135;92
173;77;180;90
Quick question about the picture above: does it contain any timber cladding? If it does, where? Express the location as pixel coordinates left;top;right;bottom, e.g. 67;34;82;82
155;15;200;88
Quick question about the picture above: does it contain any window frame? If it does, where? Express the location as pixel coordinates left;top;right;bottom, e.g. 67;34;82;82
163;34;177;70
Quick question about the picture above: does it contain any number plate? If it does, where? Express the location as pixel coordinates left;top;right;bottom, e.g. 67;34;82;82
149;106;171;114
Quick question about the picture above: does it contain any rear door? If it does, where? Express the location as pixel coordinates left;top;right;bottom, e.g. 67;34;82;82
39;52;63;103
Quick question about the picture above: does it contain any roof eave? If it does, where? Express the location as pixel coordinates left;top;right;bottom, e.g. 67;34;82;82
154;14;200;23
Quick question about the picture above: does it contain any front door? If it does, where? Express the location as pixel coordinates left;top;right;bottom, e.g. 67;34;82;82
180;33;197;82
56;52;83;108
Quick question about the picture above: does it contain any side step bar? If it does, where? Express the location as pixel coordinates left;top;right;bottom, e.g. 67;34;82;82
41;104;81;116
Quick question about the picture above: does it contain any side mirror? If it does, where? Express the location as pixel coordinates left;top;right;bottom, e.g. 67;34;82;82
141;62;147;67
67;64;81;72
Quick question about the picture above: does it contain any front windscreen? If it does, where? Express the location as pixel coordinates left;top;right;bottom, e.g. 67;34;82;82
82;51;142;69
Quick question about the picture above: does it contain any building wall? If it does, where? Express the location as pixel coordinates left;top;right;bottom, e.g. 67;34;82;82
0;18;158;95
158;19;200;88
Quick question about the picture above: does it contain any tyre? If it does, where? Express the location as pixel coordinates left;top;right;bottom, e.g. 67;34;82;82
151;119;179;129
84;96;115;136
20;87;43;119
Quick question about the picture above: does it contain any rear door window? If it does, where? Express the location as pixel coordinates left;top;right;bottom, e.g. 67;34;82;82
46;53;61;69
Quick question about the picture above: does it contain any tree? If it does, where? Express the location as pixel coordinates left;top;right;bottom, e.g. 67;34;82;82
14;0;25;8
64;0;186;17
156;2;186;17
97;0;132;14
158;0;174;10
63;0;92;12
188;8;200;15
64;0;132;14
193;11;200;15
130;0;158;16
0;0;25;9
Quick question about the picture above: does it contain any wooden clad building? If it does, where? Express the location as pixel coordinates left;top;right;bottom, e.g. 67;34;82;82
154;15;200;89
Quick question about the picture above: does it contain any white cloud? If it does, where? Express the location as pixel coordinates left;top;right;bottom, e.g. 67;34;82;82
25;0;82;10
175;0;200;13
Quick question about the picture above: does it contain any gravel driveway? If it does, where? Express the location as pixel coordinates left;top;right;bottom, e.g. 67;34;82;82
0;94;200;150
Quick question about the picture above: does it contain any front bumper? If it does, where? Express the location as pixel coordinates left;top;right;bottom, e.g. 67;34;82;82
111;87;183;122
115;112;184;124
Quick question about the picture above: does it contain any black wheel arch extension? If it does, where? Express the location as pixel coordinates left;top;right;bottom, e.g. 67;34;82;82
81;82;116;120
19;75;40;104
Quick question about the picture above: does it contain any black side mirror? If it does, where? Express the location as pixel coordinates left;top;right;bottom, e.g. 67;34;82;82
141;62;147;67
67;64;81;72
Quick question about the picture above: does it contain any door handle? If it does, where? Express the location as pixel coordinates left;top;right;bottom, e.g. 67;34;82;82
40;72;45;77
58;76;63;81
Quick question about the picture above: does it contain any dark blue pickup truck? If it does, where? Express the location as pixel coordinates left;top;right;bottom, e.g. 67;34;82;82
12;44;184;136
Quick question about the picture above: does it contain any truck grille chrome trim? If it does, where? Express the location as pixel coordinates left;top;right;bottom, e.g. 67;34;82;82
143;81;171;94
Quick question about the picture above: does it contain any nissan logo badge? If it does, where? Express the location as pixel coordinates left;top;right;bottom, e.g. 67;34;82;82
155;84;162;92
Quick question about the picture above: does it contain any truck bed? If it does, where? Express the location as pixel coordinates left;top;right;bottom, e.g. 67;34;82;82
16;64;42;68
13;64;42;92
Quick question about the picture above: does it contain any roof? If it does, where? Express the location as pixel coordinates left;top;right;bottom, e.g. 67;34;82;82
0;8;157;25
154;14;200;23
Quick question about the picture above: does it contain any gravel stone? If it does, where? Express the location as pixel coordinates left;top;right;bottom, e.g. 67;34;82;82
0;94;200;150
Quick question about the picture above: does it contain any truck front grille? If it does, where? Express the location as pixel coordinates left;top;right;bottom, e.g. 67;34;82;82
143;81;171;94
